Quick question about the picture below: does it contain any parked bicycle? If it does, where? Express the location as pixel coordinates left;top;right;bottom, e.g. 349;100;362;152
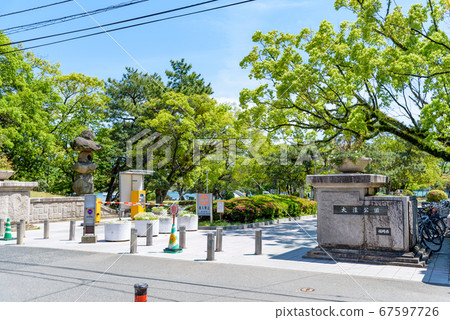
417;205;447;252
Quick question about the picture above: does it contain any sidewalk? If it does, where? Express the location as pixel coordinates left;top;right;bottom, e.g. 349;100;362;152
1;217;449;286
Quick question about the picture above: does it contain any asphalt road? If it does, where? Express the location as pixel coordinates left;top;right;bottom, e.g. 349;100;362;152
0;246;449;302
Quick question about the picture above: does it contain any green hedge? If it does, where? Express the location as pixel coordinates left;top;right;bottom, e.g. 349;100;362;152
164;200;196;206
186;195;317;223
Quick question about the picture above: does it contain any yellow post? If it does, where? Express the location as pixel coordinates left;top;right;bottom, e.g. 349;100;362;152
131;190;145;219
95;198;102;223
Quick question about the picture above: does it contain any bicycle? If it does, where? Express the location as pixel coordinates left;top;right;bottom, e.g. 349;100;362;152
417;205;446;252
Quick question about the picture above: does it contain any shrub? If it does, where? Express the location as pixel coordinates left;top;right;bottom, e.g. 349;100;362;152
178;200;196;206
0;156;13;170
179;211;197;217
403;190;414;196
134;212;159;220
185;195;317;224
152;206;167;214
164;200;196;206
426;190;448;202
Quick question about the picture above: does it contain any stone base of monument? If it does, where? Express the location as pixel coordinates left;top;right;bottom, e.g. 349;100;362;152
304;245;430;268
306;174;425;268
81;234;97;243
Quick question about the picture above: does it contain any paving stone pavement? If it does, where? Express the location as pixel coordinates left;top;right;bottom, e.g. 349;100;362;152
1;216;448;286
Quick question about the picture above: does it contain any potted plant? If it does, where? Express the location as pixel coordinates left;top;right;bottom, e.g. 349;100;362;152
177;211;198;231
329;135;372;173
151;206;167;216
0;155;14;181
133;212;160;237
104;219;132;241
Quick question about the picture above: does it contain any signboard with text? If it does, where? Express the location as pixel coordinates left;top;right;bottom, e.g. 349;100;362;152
333;205;388;215
196;193;213;217
84;194;97;234
217;201;225;213
170;203;179;216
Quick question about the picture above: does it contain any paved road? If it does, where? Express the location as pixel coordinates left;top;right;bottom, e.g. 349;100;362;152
0;246;449;302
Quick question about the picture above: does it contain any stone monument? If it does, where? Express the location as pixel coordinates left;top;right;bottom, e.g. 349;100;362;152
70;130;103;195
304;174;425;267
71;130;102;244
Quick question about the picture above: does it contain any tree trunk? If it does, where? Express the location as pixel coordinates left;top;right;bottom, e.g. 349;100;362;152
155;188;168;204
176;183;185;200
106;177;116;202
106;159;121;202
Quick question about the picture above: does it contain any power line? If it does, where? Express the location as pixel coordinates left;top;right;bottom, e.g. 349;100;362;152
1;0;255;55
0;0;72;18
1;0;219;47
3;0;150;35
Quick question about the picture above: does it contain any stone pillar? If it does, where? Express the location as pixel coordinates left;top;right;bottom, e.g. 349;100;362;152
0;181;38;222
304;174;422;266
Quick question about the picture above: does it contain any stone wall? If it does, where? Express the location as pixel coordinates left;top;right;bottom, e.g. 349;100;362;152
30;197;85;222
29;197;118;223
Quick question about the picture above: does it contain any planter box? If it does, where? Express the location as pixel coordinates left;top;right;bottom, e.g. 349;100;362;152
104;222;131;241
159;216;177;233
134;219;159;237
178;215;198;231
0;171;14;181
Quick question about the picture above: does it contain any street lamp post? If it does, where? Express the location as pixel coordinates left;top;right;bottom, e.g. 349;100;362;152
312;154;318;201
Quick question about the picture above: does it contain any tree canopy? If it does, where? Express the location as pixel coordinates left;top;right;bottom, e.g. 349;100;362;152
240;0;450;161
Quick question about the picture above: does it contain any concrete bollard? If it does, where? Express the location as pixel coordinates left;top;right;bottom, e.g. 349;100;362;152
207;232;215;261
20;219;25;238
44;220;49;239
16;222;23;245
130;228;137;254
179;226;186;249
255;229;262;255
146;223;153;246
69;220;76;241
215;227;223;252
0;218;4;238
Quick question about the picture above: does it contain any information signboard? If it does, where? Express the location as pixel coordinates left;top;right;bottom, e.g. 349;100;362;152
196;193;213;217
84;194;97;235
217;201;225;213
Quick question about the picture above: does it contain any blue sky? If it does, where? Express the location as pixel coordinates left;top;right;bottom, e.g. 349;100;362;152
0;0;415;104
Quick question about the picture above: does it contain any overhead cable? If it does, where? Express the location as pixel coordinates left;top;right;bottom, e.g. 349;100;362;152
3;0;150;35
1;0;219;47
0;0;72;18
2;0;255;55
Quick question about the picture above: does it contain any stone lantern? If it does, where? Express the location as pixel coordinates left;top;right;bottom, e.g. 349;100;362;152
70;130;103;195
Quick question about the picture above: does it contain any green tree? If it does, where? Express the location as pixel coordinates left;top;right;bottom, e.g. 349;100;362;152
143;92;235;203
103;61;233;203
1;33;107;194
364;135;442;190
240;0;450;160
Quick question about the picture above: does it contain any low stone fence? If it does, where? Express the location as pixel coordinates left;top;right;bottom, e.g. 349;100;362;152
30;197;118;223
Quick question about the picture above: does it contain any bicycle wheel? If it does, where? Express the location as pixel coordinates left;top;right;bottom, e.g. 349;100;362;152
432;216;447;236
421;223;444;252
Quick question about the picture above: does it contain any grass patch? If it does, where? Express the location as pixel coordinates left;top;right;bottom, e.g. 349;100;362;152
30;191;64;198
